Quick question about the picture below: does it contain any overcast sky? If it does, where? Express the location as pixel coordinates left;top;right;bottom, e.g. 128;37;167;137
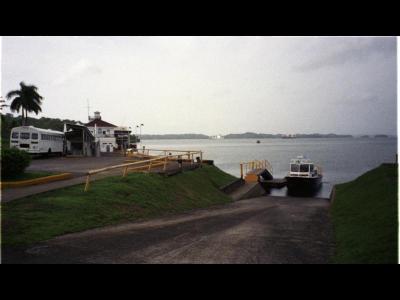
1;36;397;135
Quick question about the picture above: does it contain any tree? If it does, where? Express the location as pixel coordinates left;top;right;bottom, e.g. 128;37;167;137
6;82;43;126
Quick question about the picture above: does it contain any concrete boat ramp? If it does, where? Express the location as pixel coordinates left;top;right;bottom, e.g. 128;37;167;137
3;195;334;264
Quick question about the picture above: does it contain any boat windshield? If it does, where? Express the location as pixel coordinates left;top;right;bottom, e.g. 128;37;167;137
290;164;299;172
300;164;310;172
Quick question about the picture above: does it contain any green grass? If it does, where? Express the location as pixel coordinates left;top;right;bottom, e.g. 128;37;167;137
1;139;10;150
2;165;237;246
331;164;398;264
2;171;56;182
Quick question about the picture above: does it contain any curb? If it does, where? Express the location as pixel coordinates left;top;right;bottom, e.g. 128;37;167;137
1;173;73;189
220;178;245;194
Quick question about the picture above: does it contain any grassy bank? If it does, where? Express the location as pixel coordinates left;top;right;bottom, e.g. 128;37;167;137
2;165;236;246
331;164;398;264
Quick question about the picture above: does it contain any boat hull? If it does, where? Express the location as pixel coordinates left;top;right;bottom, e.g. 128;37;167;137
285;175;322;193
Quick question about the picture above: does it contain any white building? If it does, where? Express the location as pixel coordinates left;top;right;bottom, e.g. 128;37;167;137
85;111;131;152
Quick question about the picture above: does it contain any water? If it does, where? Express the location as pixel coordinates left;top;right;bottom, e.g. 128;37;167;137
140;138;397;198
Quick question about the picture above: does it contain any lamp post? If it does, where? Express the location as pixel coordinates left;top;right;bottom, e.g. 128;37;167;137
139;123;144;141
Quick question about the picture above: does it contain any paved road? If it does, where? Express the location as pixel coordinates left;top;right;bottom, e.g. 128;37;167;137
26;155;128;176
3;196;334;264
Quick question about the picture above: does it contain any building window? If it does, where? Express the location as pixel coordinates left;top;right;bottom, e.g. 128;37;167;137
98;128;102;134
32;133;38;140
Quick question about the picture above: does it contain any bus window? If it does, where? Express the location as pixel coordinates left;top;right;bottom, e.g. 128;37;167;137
32;133;38;140
20;133;30;139
12;132;19;139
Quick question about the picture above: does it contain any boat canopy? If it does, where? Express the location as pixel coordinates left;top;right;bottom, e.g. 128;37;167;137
290;156;312;165
289;155;320;176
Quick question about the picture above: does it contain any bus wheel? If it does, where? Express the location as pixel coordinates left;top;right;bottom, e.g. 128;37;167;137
48;148;52;155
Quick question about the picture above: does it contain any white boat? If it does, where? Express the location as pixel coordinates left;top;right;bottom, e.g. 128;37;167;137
285;156;322;192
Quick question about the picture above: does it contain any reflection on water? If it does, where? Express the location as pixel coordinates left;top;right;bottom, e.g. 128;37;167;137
141;138;397;198
268;182;330;198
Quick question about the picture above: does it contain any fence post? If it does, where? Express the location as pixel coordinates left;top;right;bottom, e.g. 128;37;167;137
84;175;91;192
200;151;203;167
148;161;152;172
123;166;128;177
163;155;167;171
240;163;243;179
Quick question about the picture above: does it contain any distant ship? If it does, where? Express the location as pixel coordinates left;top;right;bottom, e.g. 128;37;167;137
209;134;224;140
282;134;296;139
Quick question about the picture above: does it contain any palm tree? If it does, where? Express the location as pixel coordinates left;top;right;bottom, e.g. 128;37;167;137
6;82;43;126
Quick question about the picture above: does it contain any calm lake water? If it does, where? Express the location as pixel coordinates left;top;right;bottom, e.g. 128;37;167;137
140;138;397;198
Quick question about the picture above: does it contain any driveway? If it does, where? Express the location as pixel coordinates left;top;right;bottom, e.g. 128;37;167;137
3;196;334;264
27;155;128;176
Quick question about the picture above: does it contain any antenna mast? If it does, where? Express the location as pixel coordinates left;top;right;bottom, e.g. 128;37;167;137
87;99;90;121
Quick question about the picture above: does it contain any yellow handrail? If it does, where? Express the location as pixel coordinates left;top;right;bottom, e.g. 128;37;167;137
240;159;273;179
84;149;203;192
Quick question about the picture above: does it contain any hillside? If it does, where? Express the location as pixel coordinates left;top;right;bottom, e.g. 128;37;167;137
2;165;236;246
331;164;398;263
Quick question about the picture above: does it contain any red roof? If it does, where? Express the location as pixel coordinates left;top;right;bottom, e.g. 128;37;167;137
85;119;117;127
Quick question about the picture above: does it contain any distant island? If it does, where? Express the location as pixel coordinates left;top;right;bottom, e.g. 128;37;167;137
139;132;355;140
222;132;354;139
140;134;209;140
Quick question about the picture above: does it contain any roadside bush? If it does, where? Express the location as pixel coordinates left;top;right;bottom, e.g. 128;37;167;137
1;147;31;179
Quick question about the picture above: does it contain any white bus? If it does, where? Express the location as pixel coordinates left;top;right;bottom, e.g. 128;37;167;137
10;126;65;155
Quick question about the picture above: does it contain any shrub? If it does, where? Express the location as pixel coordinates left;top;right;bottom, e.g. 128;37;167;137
1;147;31;180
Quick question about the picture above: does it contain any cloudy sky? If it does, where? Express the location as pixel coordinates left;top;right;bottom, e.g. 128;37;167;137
1;36;397;135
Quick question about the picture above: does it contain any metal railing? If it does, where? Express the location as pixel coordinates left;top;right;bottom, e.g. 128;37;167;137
84;149;203;192
240;159;273;179
130;148;203;161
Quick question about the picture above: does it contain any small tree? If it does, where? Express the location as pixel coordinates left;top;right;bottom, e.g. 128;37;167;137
1;148;32;179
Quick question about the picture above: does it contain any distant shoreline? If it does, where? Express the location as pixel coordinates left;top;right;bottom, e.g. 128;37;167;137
141;134;396;140
2;114;395;141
